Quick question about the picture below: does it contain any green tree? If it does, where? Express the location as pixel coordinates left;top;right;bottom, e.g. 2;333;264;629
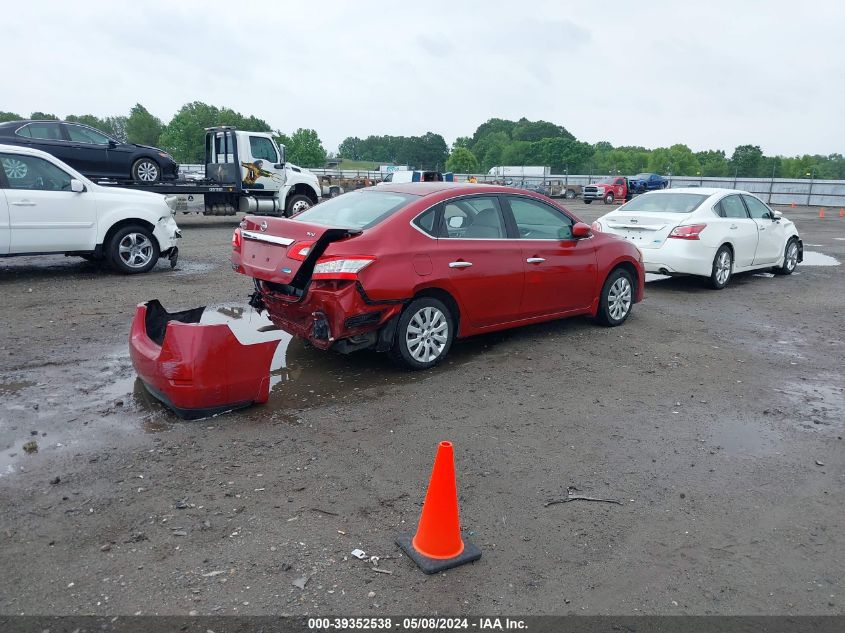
276;128;326;167
451;136;472;152
159;102;271;163
30;112;59;120
730;144;764;177
65;114;107;130
695;150;729;177
103;116;128;142
445;147;479;173
0;111;22;123
338;136;364;160
511;118;574;143
125;104;164;146
647;144;700;176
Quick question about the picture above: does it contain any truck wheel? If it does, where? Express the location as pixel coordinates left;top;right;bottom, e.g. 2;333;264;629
108;225;160;274
565;189;576;199
584;199;592;204
604;192;615;204
132;158;161;183
286;194;313;217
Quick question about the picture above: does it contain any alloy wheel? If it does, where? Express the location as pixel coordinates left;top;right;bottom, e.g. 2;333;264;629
785;241;798;271
607;277;632;321
136;161;159;182
716;250;732;285
118;233;154;268
406;306;449;363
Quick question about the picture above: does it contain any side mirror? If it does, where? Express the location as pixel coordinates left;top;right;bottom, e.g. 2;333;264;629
770;210;783;221
108;140;117;148
70;179;85;193
571;222;592;239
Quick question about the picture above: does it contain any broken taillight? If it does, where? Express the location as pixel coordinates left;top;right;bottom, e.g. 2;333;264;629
668;224;707;240
232;228;242;250
311;256;376;280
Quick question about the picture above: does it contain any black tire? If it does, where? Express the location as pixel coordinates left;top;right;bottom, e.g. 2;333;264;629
107;225;160;274
709;245;733;289
285;194;313;217
131;158;161;183
774;237;799;275
584;199;593;205
604;192;615;204
389;297;454;370
565;189;576;200
595;268;635;327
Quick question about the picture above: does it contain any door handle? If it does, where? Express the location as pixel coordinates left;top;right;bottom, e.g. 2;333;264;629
526;257;546;264
759;226;766;231
729;224;738;229
448;261;473;269
11;201;36;207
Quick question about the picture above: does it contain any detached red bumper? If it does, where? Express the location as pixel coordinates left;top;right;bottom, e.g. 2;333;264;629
129;300;281;419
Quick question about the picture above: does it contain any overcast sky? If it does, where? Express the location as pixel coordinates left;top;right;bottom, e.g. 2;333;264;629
4;1;843;157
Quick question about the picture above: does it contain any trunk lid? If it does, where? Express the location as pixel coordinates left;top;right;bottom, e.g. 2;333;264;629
238;216;362;287
602;211;681;249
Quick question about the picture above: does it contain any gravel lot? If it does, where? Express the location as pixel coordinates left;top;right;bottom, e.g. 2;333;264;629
0;201;843;616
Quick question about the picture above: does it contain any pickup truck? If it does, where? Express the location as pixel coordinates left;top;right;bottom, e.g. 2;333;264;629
633;172;668;190
583;176;637;204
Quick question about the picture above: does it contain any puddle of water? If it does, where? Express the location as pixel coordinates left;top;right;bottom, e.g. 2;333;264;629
704;418;784;458
801;251;840;266
0;380;36;395
777;379;845;431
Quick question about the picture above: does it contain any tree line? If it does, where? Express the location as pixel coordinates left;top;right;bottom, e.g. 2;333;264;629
0;103;327;168
1;106;842;179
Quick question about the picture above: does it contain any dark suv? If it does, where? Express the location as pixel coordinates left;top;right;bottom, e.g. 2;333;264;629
0;120;178;183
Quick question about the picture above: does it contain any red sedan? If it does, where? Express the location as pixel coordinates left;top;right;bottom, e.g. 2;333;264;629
231;183;644;370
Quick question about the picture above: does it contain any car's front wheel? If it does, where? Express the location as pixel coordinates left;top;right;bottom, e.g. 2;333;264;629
710;245;733;289
774;238;799;275
584;199;592;204
604;192;615;204
132;158;161;183
565;189;576;199
108;225;160;274
286;194;313;217
596;268;634;326
389;297;454;370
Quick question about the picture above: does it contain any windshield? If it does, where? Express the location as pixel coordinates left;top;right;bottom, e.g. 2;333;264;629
634;173;651;180
596;178;615;184
293;190;417;230
621;192;708;213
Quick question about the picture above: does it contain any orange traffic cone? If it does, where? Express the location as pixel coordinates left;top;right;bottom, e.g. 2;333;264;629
790;202;796;208
839;208;844;218
819;207;826;219
396;441;481;574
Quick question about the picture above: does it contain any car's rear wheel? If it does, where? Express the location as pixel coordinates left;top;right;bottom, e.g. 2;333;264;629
389;297;454;370
565;189;576;199
774;238;799;275
596;268;634;326
132;158;161;183
710;245;733;289
604;192;615;204
108;225;160;274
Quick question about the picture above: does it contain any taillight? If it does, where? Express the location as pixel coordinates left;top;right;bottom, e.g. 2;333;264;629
668;224;707;240
232;228;242;250
312;256;375;280
591;221;603;232
287;241;314;261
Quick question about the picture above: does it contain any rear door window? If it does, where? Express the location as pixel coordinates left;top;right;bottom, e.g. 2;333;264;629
719;195;749;219
442;196;506;239
16;122;63;141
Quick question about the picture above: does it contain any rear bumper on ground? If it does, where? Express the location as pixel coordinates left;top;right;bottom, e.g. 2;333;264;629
129;301;280;419
257;280;405;351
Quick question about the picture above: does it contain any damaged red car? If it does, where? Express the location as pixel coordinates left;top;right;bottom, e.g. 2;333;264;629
231;183;645;370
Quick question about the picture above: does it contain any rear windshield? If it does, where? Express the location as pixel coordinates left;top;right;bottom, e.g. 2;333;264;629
293;190;417;230
622;192;708;213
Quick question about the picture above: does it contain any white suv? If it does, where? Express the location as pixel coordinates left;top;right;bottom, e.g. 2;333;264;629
0;144;180;273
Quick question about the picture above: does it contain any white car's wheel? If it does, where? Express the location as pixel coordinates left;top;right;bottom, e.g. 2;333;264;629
108;225;160;274
710;245;733;289
774;238;799;275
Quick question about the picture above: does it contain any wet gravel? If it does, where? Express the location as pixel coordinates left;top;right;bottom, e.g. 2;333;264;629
0;204;843;615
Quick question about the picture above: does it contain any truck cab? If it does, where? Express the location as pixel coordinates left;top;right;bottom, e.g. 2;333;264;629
583;176;633;204
203;127;321;216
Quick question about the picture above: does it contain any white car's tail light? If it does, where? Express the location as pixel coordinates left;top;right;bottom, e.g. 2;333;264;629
312;256;376;280
668;224;707;240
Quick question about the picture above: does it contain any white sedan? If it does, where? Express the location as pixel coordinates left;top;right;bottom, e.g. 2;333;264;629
592;188;802;289
0;144;180;273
